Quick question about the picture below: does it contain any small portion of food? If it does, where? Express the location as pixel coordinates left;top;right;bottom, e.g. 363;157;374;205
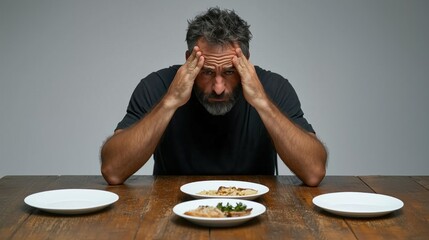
184;206;225;218
184;202;252;218
198;186;258;196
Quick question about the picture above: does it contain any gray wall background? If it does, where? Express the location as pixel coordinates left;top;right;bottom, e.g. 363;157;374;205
1;0;428;178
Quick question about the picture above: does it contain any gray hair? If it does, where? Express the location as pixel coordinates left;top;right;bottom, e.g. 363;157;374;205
186;7;252;58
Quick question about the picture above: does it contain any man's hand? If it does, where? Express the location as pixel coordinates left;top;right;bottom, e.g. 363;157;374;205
232;48;268;108
164;46;204;109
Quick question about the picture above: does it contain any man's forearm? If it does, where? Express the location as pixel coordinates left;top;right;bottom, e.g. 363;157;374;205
255;99;327;186
100;99;177;185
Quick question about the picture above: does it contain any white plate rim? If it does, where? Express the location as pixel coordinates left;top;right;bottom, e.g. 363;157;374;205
312;191;404;217
180;180;269;200
24;189;119;214
173;198;266;227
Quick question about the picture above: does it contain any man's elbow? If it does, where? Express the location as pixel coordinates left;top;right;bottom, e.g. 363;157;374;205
304;145;327;187
101;162;126;185
303;155;327;187
303;167;326;187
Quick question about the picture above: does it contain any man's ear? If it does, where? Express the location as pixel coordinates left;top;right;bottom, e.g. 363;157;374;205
185;50;190;60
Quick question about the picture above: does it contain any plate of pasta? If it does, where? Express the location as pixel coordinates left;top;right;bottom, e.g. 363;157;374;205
180;180;269;200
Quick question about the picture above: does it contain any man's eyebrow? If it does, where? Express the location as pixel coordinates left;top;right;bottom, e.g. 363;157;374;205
223;66;236;71
202;66;215;70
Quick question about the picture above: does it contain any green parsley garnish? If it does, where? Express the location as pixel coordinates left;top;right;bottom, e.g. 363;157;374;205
216;202;247;212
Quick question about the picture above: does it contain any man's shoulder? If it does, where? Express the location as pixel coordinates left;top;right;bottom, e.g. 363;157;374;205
149;65;181;79
156;65;181;75
138;65;181;86
255;66;289;84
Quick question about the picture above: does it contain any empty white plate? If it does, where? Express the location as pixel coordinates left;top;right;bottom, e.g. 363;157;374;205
312;192;404;217
24;189;119;214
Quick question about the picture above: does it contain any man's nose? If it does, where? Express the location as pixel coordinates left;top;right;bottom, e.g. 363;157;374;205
213;75;226;95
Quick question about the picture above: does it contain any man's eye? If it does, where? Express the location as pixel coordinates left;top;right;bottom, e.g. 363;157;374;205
224;70;235;75
203;70;214;76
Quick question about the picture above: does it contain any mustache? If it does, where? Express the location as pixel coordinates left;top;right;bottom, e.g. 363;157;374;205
205;92;226;100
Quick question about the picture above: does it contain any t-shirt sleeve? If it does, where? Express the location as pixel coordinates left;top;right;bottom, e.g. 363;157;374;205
116;80;150;130
262;70;315;133
114;66;179;131
115;68;173;130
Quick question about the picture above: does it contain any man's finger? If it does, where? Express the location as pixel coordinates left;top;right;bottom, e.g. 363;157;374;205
189;52;203;72
233;48;247;71
186;46;199;64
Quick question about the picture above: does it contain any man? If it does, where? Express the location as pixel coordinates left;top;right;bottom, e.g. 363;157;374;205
101;7;327;186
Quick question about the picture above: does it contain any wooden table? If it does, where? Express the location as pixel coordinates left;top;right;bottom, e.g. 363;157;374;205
0;175;428;239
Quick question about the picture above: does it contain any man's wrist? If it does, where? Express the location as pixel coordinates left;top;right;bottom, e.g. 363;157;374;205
159;94;181;112
248;93;271;110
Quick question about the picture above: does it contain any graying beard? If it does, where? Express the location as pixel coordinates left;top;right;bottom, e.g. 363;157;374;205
202;101;235;115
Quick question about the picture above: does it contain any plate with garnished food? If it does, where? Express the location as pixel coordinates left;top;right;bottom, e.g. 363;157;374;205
173;198;266;227
180;180;269;200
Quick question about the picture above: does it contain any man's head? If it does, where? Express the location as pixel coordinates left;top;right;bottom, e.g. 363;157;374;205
186;7;252;58
186;7;252;115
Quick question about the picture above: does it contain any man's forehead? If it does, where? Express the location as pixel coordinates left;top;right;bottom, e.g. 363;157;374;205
203;52;235;67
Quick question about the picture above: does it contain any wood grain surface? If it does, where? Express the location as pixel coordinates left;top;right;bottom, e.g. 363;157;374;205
1;175;428;239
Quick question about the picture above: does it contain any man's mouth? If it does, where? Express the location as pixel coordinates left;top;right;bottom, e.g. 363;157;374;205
208;98;227;102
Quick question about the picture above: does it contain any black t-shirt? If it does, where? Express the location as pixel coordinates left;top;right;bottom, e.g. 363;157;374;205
117;65;314;175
